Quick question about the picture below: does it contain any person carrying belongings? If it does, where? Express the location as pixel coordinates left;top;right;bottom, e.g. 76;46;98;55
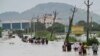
92;43;98;55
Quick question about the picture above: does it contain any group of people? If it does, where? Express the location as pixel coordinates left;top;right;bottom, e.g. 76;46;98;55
62;41;99;55
21;36;48;45
62;41;72;52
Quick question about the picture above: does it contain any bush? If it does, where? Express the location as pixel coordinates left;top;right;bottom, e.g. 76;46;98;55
86;37;99;46
35;31;56;41
97;33;100;37
69;36;77;42
35;31;49;37
46;33;57;41
47;22;65;33
65;36;77;42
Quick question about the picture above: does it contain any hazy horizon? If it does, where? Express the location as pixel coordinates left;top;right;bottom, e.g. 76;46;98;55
0;0;100;15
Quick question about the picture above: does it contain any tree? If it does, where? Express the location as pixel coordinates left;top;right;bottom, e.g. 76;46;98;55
50;11;58;40
91;22;100;31
76;20;87;31
87;37;99;46
76;20;86;26
35;31;56;41
76;20;100;31
47;22;65;33
34;22;46;31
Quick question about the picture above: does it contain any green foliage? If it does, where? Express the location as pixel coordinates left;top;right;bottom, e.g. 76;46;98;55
65;36;77;42
76;20;100;31
47;22;65;33
30;22;46;32
86;37;99;46
13;30;23;37
91;22;100;31
35;31;56;41
46;33;57;41
35;22;46;31
76;20;87;31
35;31;49;37
0;27;3;37
76;20;86;26
97;33;100;37
69;36;77;42
13;30;23;34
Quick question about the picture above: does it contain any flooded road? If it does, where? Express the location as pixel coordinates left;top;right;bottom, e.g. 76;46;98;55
0;37;100;56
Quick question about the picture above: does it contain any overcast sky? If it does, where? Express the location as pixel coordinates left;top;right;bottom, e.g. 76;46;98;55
0;0;100;15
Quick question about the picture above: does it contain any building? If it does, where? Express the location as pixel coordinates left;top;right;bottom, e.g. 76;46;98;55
38;15;65;28
1;19;33;30
0;16;65;30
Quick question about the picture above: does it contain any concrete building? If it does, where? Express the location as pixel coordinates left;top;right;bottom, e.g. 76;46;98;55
1;19;33;30
39;15;65;28
0;16;65;30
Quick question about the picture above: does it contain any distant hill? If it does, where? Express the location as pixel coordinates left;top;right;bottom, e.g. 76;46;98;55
0;2;100;24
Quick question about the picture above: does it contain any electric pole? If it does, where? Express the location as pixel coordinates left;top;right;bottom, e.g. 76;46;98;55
65;7;77;42
31;17;34;38
84;0;93;42
43;14;47;28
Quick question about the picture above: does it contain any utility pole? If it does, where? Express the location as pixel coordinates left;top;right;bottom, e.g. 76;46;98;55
65;7;77;42
50;11;58;40
0;20;2;37
43;14;47;28
35;16;39;34
84;0;93;42
31;17;34;38
90;17;93;37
